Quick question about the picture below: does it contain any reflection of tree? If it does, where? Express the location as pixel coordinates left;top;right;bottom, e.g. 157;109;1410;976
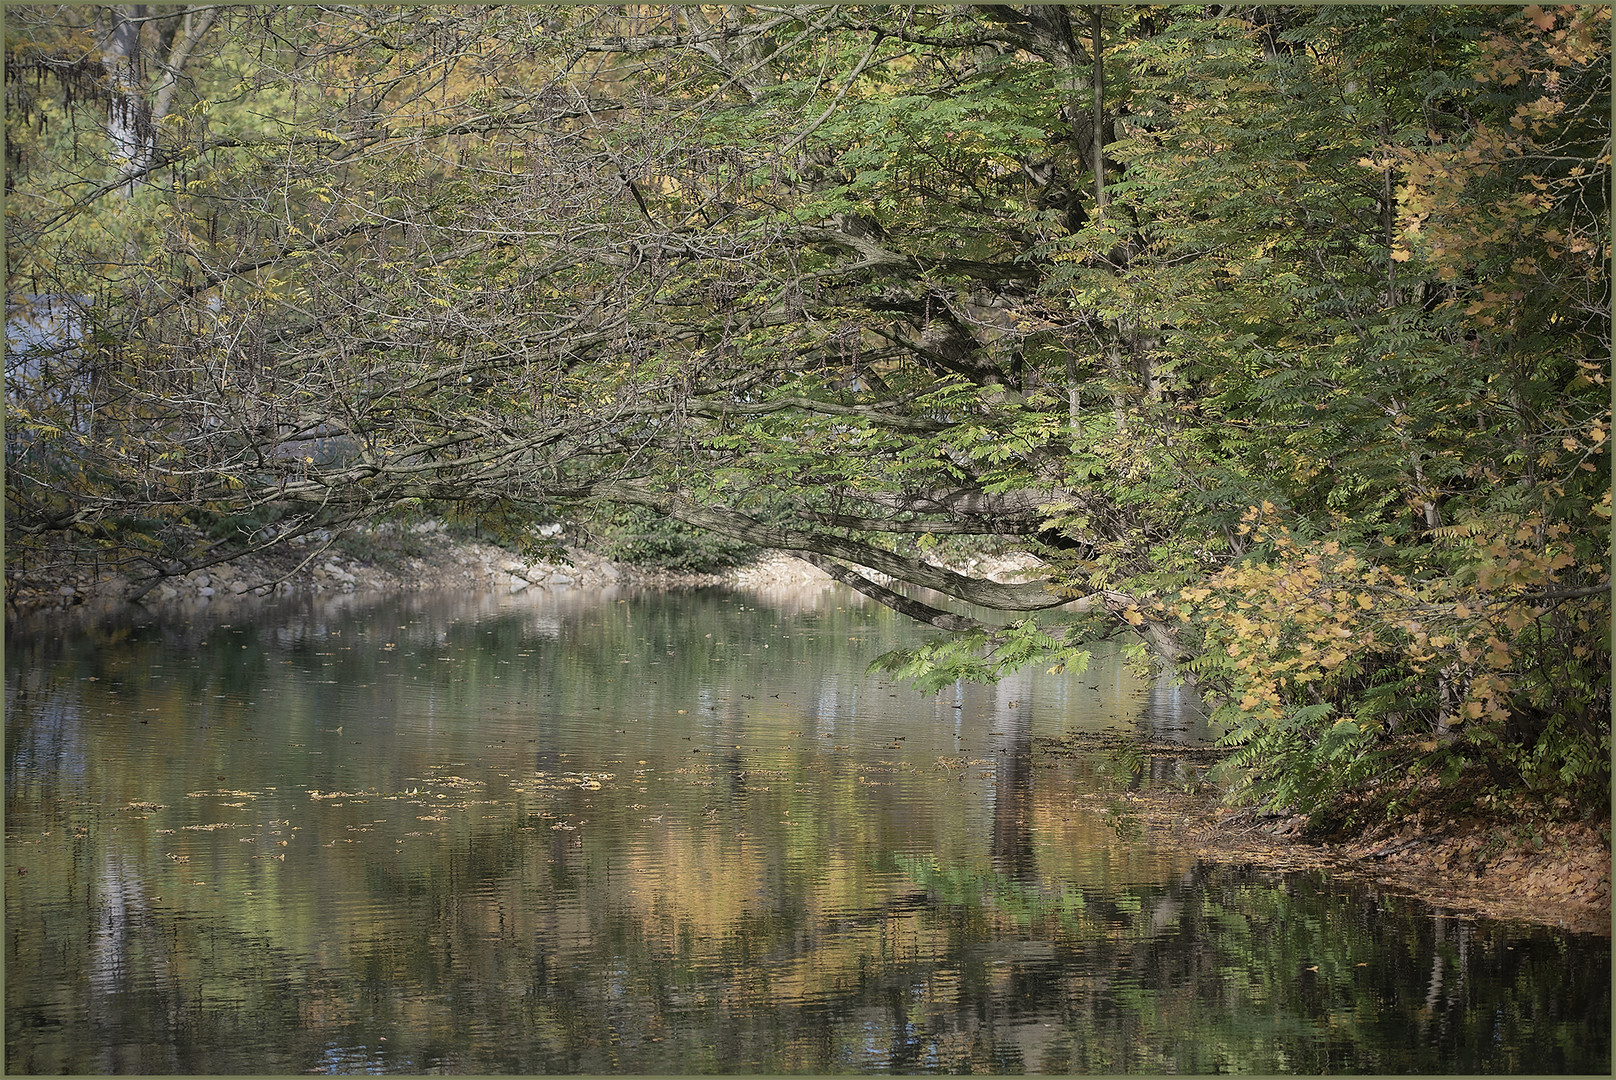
85;853;167;1071
7;591;1608;1073
989;688;1035;882
9;791;1610;1072
1145;677;1204;742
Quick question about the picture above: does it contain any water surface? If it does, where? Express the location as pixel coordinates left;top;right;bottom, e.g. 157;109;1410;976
6;584;1609;1073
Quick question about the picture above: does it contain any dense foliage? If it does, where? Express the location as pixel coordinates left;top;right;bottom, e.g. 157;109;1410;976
6;4;1608;828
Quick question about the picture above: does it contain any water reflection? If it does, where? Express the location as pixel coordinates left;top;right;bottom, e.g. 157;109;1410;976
987;690;1035;883
6;584;1609;1074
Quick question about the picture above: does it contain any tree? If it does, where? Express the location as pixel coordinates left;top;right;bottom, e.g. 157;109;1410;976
6;5;1607;825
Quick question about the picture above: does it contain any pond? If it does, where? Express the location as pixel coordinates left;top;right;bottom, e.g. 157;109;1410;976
6;582;1610;1074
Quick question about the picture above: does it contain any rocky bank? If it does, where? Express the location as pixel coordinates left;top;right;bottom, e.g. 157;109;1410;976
6;522;843;619
7;520;1052;620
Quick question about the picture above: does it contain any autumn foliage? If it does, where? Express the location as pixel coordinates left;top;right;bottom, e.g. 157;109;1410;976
1161;6;1610;825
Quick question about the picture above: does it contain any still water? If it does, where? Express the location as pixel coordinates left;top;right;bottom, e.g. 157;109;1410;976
6;582;1609;1074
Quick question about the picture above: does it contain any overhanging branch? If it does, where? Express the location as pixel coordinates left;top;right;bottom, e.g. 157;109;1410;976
797;553;987;633
593;479;1090;613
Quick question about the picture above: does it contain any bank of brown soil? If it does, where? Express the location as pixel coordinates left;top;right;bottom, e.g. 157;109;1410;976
1081;749;1611;936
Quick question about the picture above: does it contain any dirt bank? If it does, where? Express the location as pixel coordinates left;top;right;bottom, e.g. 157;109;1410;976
1189;796;1609;935
1061;751;1611;937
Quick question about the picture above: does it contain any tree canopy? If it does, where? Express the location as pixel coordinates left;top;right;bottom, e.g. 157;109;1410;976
6;4;1609;825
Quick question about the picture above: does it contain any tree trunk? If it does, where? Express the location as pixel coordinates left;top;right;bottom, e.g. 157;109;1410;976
1091;6;1107;210
99;5;219;196
99;6;147;197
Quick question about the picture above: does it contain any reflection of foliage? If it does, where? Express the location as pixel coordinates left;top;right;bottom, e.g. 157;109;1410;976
888;859;1609;1075
1101;803;1142;842
8;592;1609;1074
895;853;1090;934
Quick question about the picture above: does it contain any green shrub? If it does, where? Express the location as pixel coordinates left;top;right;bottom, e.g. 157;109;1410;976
587;505;756;572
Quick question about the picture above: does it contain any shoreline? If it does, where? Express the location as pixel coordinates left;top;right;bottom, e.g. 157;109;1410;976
1033;733;1609;936
4;530;841;622
7;535;1609;936
7;523;1054;620
1141;785;1610;936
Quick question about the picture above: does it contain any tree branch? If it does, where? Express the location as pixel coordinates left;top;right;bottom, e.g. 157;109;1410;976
686;395;947;432
593;480;1086;613
796;553;988;633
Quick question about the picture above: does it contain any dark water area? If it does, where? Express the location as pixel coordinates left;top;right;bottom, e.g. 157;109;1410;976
6;584;1609;1074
